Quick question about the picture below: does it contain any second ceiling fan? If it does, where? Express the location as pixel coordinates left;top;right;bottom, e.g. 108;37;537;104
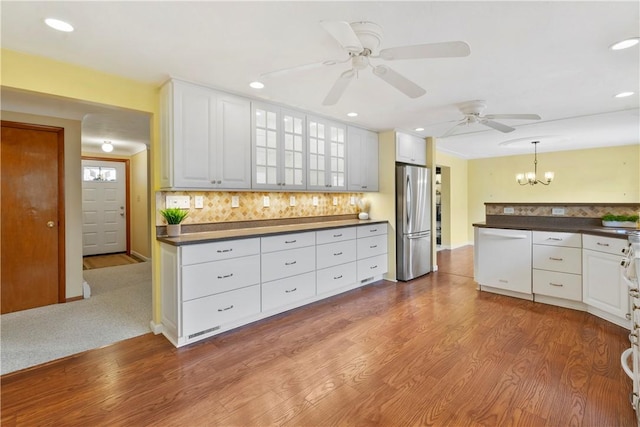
261;21;471;106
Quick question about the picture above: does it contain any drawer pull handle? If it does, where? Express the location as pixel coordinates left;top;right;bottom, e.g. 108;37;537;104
334;252;343;256
218;305;234;312
549;282;563;287
333;275;343;280
549;257;564;261
370;265;378;269
547;237;563;241
370;245;377;249
217;273;234;279
499;279;508;283
285;261;297;266
285;240;297;244
627;313;633;320
370;229;378;232
597;242;610;247
285;288;297;293
217;248;233;253
333;233;343;238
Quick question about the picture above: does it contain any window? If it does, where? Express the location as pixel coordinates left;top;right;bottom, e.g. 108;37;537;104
83;166;117;182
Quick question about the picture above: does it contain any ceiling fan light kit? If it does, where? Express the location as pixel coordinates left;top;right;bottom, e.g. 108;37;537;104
516;141;554;186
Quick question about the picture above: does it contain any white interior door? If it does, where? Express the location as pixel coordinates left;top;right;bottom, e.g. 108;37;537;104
82;160;126;256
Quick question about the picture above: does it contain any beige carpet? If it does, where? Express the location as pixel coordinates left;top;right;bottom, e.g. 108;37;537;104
83;253;141;270
1;262;152;375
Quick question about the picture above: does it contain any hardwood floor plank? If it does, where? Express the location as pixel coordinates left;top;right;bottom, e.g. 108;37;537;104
1;246;635;426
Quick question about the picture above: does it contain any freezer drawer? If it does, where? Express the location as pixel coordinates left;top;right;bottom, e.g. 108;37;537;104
397;233;431;281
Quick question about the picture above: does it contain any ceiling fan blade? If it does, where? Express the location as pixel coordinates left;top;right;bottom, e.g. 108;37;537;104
484;113;541;120
480;119;515;133
372;65;426;98
260;59;345;78
378;41;471;60
440;121;465;138
320;21;363;53
322;70;355;106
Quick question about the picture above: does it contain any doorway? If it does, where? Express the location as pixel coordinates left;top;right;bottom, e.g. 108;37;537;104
81;158;130;256
1;121;65;314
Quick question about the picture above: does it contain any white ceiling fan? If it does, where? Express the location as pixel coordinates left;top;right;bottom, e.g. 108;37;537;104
439;100;542;137
261;21;471;106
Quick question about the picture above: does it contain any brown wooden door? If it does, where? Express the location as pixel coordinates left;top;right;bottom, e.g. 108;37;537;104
1;121;65;314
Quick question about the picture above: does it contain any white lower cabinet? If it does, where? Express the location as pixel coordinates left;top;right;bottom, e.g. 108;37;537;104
160;222;389;347
532;231;582;303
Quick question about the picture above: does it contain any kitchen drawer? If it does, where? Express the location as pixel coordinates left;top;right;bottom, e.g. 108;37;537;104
261;231;315;253
317;262;357;295
317;239;356;269
182;254;260;301
357;223;387;238
357;253;388;281
262;271;316;312
583;234;629;256
533;231;581;248
261;245;315;282
316;227;357;245
182;238;260;265
357;234;388;260
533;269;582;301
533;245;581;274
182;284;260;338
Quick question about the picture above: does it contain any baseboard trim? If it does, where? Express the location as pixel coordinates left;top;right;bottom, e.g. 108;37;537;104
131;251;151;262
65;296;83;303
149;320;163;335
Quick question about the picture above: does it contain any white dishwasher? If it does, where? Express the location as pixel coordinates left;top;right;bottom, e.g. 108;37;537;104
474;227;532;295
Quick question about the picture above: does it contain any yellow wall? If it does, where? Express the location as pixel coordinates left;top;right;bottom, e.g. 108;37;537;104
435;150;470;249
468;144;640;239
2;110;84;299
1;49;160;319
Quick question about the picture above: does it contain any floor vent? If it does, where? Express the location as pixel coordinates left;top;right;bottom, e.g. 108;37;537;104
188;326;220;339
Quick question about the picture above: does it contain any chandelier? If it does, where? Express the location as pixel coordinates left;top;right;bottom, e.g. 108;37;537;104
516;141;554;185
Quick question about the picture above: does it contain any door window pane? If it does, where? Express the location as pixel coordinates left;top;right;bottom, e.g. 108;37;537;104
83;166;117;182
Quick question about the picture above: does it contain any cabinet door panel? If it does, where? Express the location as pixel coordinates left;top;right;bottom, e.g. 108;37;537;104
261;246;316;282
347;126;378;191
583;249;628;319
216;94;251;188
262;271;316;312
182;284;260;337
317;239;357;269
317;262;357;295
395;132;426;166
182;255;260;301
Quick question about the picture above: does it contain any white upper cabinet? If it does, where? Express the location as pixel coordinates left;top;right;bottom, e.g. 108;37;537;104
252;103;306;190
160;79;251;189
395;131;426;166
347;126;379;192
307;116;347;191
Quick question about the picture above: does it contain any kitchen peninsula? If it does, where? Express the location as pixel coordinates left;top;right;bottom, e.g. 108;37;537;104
474;202;640;329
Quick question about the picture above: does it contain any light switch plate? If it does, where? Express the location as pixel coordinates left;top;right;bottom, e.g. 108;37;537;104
231;196;239;208
312;196;319;206
290;196;296;206
333;197;338;206
503;207;514;214
194;196;204;209
166;195;190;209
263;196;270;207
552;207;565;215
350;196;356;205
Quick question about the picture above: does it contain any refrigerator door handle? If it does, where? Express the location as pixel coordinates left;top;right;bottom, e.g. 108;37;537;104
406;174;411;229
407;234;430;239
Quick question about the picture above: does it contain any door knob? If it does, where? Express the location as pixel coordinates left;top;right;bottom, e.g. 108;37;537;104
47;221;55;228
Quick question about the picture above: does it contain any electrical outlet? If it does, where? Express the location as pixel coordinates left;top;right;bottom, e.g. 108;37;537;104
166;195;190;209
312;196;319;206
194;196;204;209
350;196;356;205
290;196;296;206
231;196;239;208
503;207;514;214
263;196;270;207
552;207;565;216
333;197;338;206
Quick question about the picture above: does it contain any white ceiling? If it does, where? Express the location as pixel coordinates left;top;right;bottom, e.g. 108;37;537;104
1;1;638;159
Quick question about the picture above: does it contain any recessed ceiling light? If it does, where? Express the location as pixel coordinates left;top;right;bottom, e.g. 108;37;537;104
615;91;635;98
415;127;424;132
610;37;639;50
44;18;74;32
347;112;358;117
249;81;264;89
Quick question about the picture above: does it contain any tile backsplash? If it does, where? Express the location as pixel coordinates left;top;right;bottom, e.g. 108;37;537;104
156;191;365;224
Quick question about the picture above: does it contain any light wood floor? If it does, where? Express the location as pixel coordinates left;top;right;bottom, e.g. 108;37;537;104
2;246;635;426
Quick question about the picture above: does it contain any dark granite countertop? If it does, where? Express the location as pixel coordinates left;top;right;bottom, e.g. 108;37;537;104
473;221;636;240
157;218;388;246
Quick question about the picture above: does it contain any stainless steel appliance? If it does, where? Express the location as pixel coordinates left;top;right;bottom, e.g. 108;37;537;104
396;164;431;281
622;231;640;423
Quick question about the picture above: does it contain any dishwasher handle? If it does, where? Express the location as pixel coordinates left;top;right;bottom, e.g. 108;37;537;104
481;231;529;239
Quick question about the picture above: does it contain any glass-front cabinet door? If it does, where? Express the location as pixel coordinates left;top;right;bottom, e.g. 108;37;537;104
307;116;346;191
252;103;306;190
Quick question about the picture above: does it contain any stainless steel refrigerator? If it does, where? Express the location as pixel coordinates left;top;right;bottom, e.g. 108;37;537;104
396;164;432;281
